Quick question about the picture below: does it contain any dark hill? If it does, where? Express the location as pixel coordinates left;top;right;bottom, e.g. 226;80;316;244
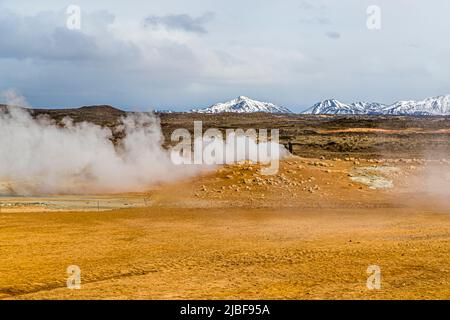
31;105;127;126
0;104;127;127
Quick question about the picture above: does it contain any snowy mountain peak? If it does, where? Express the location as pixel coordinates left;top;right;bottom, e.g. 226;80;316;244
303;95;450;115
192;96;292;114
386;95;450;115
304;99;369;115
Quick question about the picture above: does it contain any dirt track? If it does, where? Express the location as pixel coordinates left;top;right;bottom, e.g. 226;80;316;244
1;157;449;299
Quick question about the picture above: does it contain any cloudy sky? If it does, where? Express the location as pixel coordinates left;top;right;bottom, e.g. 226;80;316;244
0;0;449;111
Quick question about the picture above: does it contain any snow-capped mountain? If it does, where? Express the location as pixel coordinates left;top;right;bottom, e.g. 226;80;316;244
191;96;292;114
303;99;385;115
303;95;450;115
385;95;450;115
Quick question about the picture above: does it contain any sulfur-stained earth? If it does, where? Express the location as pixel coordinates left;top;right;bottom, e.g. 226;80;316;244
1;156;450;300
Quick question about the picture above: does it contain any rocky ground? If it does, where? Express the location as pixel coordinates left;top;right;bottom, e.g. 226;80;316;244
1;109;450;299
1;156;449;299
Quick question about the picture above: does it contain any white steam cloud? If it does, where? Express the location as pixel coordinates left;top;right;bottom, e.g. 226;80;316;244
1;88;30;107
0;90;287;195
0;106;202;195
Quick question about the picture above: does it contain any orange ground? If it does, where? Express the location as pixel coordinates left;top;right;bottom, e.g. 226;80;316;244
1;156;450;299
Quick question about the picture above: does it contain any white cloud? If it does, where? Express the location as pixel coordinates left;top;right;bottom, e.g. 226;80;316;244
143;12;214;34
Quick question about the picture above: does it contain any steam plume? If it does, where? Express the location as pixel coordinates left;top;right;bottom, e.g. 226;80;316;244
0;108;202;195
0;90;287;195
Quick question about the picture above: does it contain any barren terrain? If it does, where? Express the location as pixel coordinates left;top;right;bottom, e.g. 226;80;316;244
1;110;450;299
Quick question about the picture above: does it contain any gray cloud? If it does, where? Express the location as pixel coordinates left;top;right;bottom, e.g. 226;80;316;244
406;43;421;49
0;1;449;111
299;17;331;25
299;1;315;10
298;1;331;28
0;9;125;61
143;12;214;34
0;8;205;108
325;31;341;40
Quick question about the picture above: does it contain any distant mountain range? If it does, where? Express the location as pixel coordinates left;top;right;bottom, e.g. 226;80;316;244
303;95;450;115
191;96;292;114
3;94;450;116
189;95;450;115
302;100;386;115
